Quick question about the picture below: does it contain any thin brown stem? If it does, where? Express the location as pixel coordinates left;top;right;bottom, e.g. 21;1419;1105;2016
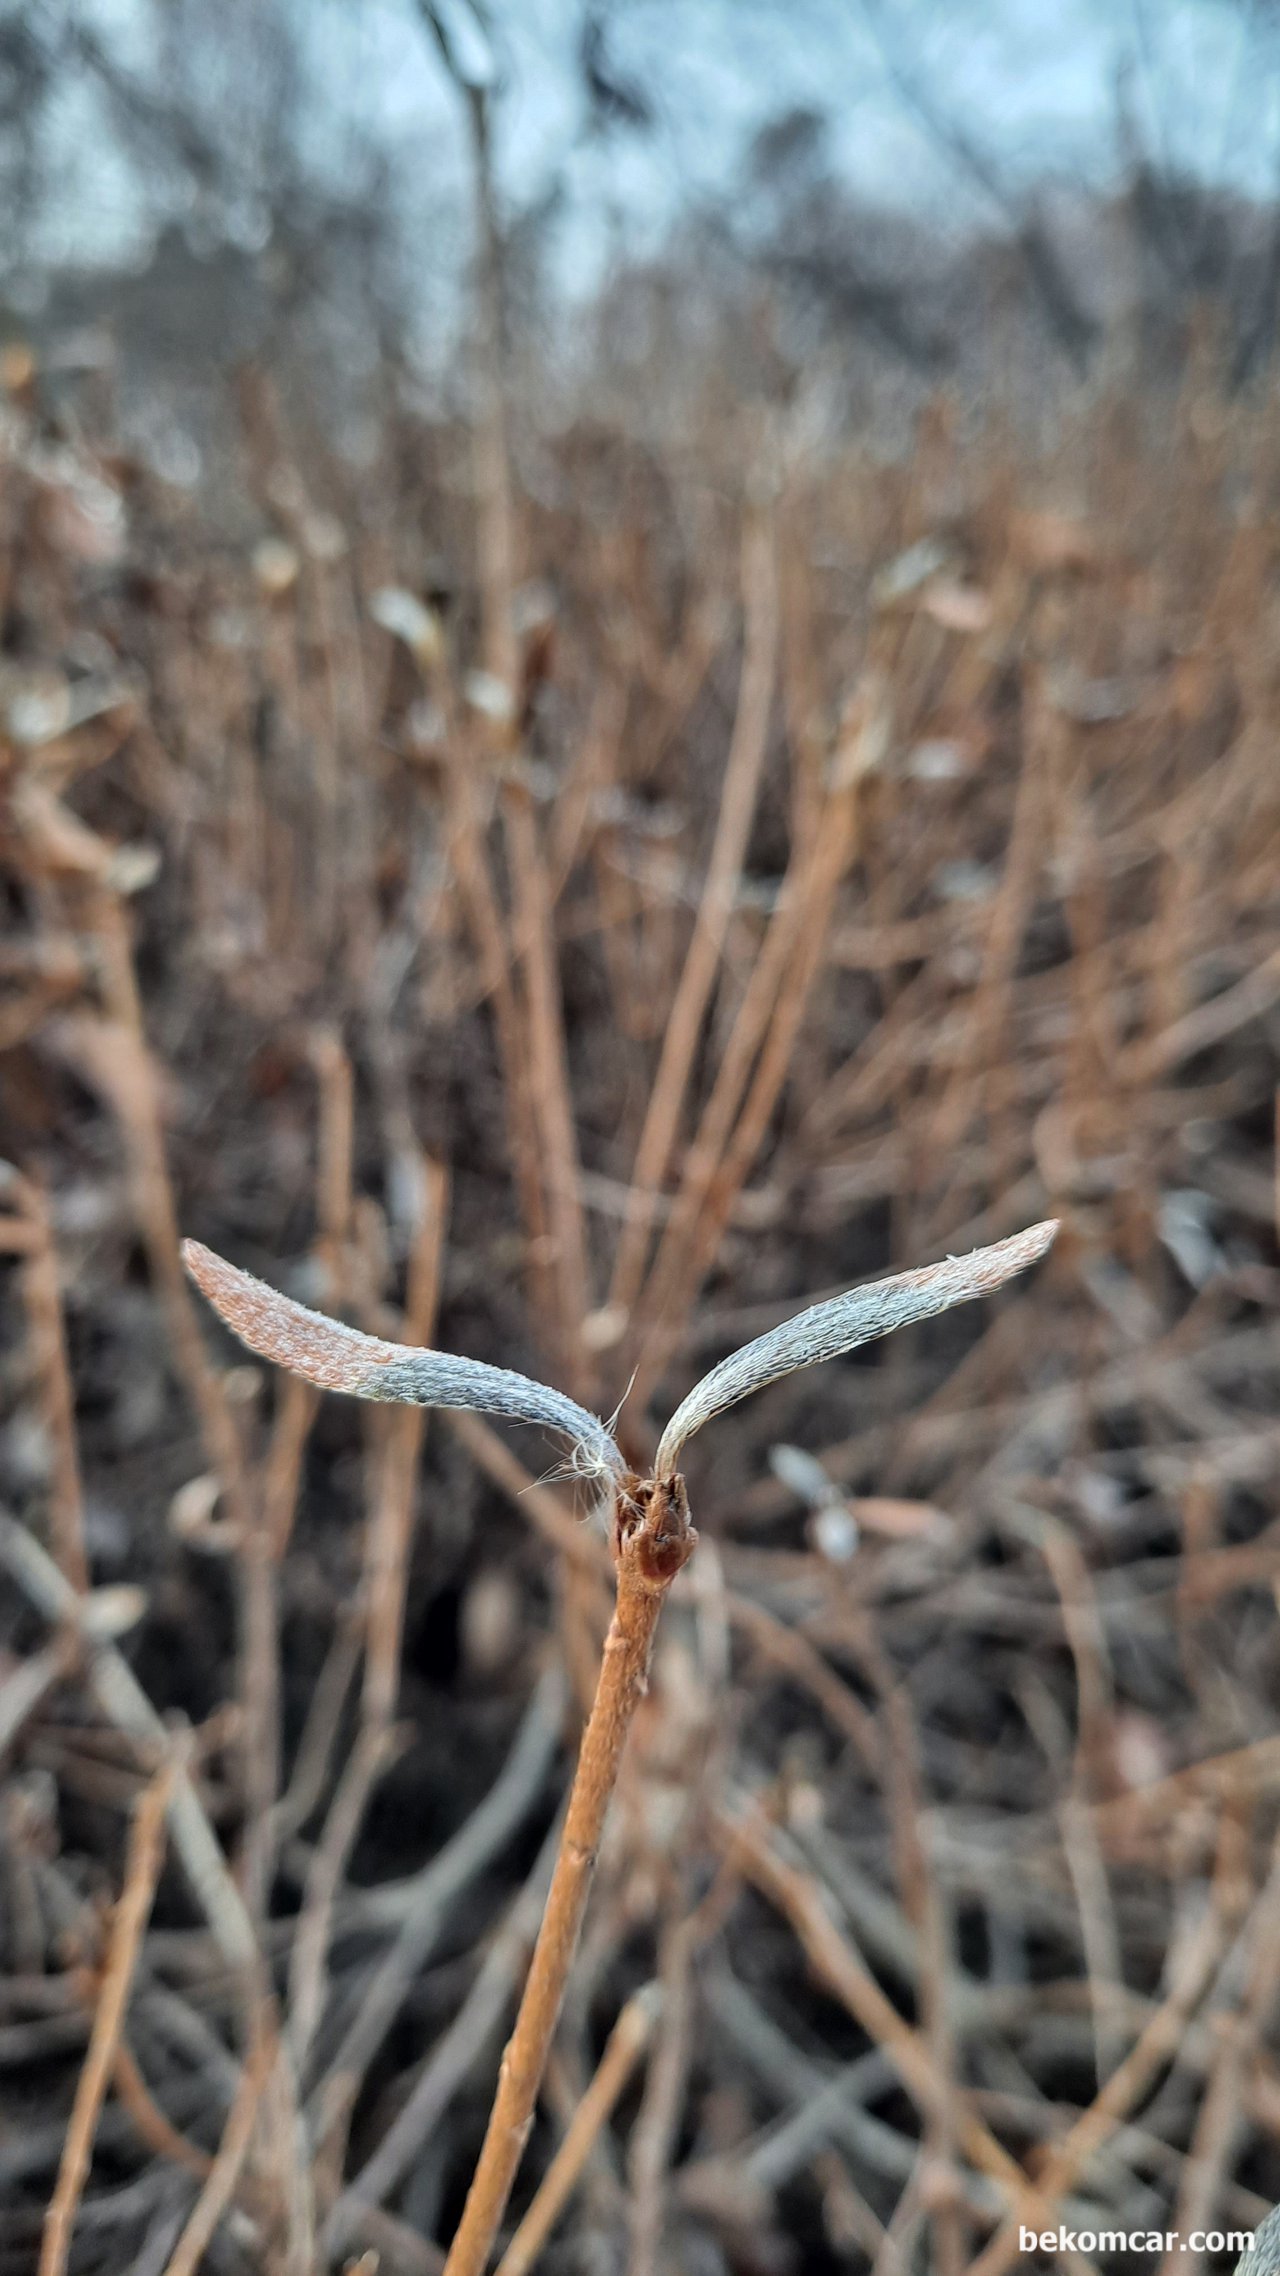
111;2038;213;2181
607;507;779;1322
501;777;594;1398
87;889;252;1530
965;1894;1226;2276
21;1177;88;1592
721;1802;1033;2213
629;767;861;1403
159;2022;274;2276
494;1985;658;2276
625;1914;697;2276
241;1031;355;1926
39;1749;176;2276
286;1160;446;2073
440;1476;697;2276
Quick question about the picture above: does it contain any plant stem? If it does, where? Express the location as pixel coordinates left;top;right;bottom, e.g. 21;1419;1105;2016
441;1476;696;2276
493;1983;657;2276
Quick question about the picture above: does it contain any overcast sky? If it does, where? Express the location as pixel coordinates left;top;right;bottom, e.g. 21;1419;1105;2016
32;0;1280;293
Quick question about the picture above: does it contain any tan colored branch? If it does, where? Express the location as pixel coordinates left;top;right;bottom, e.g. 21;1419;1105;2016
441;1477;697;2276
494;1985;659;2276
159;2024;274;2276
39;1751;176;2276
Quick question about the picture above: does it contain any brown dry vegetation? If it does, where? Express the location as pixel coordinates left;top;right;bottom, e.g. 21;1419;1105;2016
2;331;1280;2276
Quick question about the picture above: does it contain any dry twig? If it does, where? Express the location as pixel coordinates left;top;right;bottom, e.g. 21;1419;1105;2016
39;1748;176;2276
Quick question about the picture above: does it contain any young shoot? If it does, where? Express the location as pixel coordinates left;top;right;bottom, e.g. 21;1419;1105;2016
183;1215;1057;2276
183;1218;1056;1490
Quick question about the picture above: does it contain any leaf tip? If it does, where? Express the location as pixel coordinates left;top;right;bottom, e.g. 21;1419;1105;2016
182;1237;386;1395
958;1215;1059;1297
181;1236;214;1286
1017;1216;1060;1264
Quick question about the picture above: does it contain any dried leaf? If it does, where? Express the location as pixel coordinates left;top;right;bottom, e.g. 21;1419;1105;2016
921;580;993;634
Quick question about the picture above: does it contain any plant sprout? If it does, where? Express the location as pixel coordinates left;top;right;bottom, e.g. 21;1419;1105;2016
184;1215;1057;2276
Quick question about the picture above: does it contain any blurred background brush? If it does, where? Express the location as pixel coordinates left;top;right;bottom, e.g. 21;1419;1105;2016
4;4;1280;2272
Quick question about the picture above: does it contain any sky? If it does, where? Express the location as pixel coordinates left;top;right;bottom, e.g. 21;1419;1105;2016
24;0;1280;296
344;0;1280;242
